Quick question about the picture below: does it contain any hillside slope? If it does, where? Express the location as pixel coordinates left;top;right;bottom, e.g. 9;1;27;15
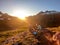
27;11;60;27
0;12;27;31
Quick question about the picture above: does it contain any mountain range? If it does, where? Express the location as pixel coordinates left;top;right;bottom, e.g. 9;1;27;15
0;10;60;30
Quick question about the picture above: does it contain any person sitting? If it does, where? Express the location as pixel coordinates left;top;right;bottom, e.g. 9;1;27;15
37;25;42;30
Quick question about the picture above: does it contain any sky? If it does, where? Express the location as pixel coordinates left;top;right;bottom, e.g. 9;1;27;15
0;0;60;15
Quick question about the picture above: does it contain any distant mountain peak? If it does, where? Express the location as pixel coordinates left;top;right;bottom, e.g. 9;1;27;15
37;10;59;15
45;10;58;14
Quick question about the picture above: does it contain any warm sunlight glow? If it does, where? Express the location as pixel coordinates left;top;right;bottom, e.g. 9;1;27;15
12;9;30;20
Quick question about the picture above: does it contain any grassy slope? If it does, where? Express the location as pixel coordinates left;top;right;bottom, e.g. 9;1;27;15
0;27;28;44
0;26;60;45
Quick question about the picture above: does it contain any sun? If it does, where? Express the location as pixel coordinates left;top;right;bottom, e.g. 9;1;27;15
11;9;30;20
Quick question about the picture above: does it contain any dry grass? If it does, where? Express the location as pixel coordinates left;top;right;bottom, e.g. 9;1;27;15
0;27;28;45
0;26;60;45
46;26;60;32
